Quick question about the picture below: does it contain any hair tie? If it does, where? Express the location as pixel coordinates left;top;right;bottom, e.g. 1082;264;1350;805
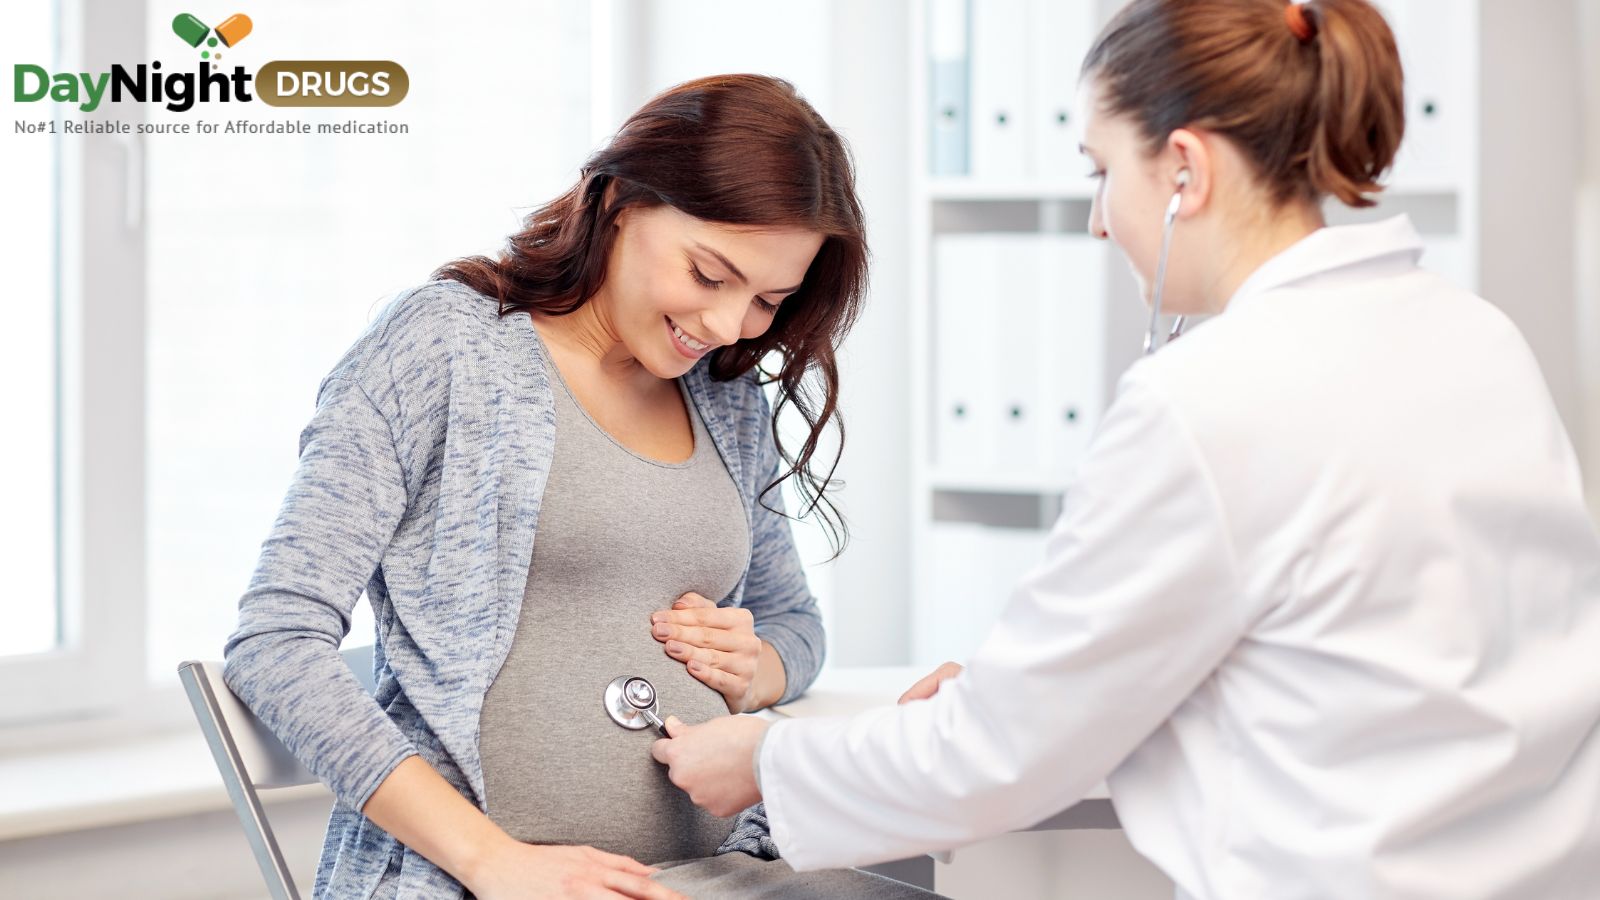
1285;2;1316;42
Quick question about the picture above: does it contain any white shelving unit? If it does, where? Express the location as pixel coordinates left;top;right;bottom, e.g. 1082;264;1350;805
906;0;1488;667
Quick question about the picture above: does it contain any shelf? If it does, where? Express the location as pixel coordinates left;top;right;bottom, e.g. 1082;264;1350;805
923;177;1098;201
1378;179;1463;197
923;179;1464;200
920;171;1465;196
928;470;1072;495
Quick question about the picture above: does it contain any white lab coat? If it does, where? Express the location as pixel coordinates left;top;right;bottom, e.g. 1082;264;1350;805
759;216;1600;899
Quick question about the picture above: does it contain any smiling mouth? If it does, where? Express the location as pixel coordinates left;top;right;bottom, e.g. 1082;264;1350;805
666;316;712;354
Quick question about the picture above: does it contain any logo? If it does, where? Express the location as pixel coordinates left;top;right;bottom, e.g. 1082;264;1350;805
172;11;252;63
12;12;409;113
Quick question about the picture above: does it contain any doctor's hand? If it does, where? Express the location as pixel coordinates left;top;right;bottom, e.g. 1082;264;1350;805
897;661;965;704
652;592;784;714
651;714;769;818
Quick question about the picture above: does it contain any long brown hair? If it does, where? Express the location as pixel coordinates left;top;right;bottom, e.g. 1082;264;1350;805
1083;0;1405;208
433;74;867;556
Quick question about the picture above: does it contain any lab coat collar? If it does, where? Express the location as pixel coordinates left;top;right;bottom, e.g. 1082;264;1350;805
1225;214;1424;312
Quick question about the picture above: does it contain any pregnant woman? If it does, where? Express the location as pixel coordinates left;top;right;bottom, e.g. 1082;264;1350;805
222;74;934;899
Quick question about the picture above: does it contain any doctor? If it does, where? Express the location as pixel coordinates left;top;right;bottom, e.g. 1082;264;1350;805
651;0;1600;896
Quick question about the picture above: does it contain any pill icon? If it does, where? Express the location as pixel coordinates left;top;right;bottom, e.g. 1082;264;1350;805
215;13;253;47
172;13;210;47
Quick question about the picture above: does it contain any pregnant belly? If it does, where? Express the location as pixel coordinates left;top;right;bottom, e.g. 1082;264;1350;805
478;603;737;864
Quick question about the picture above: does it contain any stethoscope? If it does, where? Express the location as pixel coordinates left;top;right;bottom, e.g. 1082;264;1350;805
1144;168;1191;355
605;675;669;736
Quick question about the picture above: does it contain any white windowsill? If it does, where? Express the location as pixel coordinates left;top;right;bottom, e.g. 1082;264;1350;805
0;728;330;843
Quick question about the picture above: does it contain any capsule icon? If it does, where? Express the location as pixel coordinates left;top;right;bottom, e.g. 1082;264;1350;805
171;13;210;48
215;13;253;47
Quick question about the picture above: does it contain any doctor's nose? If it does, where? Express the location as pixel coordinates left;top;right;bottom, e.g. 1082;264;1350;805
1087;200;1109;241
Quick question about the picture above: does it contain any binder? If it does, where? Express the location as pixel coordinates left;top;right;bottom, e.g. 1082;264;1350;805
918;522;992;664
1375;0;1470;188
917;522;1048;665
969;0;1032;179
936;233;1107;479
927;0;971;176
933;234;1002;473
1028;0;1097;180
992;235;1045;471
1037;234;1108;478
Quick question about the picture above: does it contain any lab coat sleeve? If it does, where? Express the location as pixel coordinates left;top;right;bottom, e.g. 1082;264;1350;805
740;376;827;705
759;367;1246;870
221;374;419;814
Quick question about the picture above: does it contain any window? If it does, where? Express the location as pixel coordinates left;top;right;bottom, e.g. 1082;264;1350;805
1;0;592;725
141;0;591;682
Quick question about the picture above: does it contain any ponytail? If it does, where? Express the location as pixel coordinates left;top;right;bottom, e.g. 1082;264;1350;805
1303;0;1406;206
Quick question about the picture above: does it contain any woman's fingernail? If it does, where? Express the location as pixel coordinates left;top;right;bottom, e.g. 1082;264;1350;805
651;612;667;624
688;661;704;673
654;623;670;637
666;641;686;654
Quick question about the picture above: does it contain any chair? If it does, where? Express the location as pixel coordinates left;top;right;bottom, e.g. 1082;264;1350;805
177;644;374;900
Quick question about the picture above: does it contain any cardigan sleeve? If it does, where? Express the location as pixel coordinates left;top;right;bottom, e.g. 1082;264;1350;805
222;373;419;814
740;378;828;706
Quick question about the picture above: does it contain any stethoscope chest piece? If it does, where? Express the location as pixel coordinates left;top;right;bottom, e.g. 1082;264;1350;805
605;675;668;734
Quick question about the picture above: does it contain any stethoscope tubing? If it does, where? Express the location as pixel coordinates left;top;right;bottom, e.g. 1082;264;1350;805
1145;189;1188;355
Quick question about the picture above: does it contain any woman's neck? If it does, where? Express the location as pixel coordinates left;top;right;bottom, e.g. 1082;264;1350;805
531;296;647;379
1206;200;1326;313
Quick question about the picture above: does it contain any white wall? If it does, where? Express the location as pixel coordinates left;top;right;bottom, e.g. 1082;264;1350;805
1479;0;1589;498
1577;0;1600;519
816;1;915;666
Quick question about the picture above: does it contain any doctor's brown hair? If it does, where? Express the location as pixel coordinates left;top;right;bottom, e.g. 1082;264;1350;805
1082;0;1405;208
434;74;867;555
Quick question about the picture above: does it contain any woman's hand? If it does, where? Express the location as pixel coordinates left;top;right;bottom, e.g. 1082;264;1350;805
897;661;965;705
466;840;686;900
651;714;770;818
652;592;784;713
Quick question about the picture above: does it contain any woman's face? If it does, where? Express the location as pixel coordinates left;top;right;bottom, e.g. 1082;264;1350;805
1079;77;1203;313
601;203;825;378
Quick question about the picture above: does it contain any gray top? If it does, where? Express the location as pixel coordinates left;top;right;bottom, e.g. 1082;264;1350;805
479;343;751;863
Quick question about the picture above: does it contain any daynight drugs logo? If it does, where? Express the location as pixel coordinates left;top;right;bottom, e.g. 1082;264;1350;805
171;11;253;61
13;12;408;113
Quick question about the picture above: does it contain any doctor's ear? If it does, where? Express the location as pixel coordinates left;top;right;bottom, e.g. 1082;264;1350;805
1164;128;1212;218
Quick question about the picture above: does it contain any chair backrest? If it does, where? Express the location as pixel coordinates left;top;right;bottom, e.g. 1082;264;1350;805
177;644;376;900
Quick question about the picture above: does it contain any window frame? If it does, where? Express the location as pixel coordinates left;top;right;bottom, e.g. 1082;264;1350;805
0;0;148;729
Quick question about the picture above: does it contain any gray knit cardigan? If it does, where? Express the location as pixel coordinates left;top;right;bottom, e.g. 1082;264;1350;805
222;278;822;898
